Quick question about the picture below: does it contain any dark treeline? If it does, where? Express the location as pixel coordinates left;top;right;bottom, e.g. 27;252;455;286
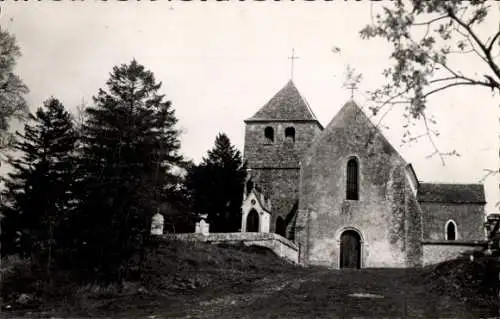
0;55;246;285
185;133;246;233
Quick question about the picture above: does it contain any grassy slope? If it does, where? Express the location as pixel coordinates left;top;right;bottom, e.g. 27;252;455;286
2;241;304;317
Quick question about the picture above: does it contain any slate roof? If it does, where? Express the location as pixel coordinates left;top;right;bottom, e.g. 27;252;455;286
417;183;486;204
246;80;320;122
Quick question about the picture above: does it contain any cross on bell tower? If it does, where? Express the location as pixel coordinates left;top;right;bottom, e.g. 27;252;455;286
288;48;300;80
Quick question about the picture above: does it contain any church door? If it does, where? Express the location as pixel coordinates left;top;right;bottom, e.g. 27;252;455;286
340;230;361;269
246;209;259;232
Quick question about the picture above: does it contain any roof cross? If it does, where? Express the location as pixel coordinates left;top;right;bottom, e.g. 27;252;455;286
288;48;300;80
346;82;358;99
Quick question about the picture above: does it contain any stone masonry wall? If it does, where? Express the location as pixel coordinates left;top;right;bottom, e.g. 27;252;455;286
420;202;485;241
294;208;310;265
251;168;299;231
244;121;322;231
404;183;424;267
244;121;322;168
421;241;485;266
298;103;410;268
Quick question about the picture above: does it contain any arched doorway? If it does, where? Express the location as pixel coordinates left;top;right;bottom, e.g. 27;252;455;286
340;230;361;269
246;209;259;232
275;216;286;237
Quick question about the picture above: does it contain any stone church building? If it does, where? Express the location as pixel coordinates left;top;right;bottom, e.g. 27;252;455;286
240;80;486;268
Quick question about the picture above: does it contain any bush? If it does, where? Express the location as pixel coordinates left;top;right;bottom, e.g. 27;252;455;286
1;255;83;311
425;254;500;306
1;255;43;309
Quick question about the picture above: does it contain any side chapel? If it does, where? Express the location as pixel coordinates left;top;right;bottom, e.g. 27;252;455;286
240;80;486;268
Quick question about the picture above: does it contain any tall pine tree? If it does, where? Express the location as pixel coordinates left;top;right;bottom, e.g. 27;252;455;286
1;97;78;272
186;133;246;232
76;60;183;282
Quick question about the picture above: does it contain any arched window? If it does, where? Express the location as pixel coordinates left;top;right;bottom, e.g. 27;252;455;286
285;127;295;143
346;157;359;200
445;220;457;240
264;126;274;143
275;216;286;237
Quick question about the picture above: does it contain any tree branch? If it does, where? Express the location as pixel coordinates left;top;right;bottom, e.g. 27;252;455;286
422;111;445;166
373;102;396;130
466;3;489;27
437;61;461;78
423;80;493;99
452;23;490;65
479;168;499;183
487;29;500;53
448;8;500;81
412;15;449;26
403;133;428;144
448;48;475;55
428;76;470;84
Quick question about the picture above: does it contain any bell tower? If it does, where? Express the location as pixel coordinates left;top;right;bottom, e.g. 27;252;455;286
243;80;323;233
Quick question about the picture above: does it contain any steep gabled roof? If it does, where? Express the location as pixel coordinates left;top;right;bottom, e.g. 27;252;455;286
306;100;407;164
246;80;320;123
417;183;486;204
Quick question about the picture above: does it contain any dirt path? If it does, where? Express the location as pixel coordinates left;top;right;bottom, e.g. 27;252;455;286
181;273;311;319
175;268;500;319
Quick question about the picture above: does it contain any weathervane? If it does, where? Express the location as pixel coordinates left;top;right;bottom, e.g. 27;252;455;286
342;65;362;100
288;48;300;80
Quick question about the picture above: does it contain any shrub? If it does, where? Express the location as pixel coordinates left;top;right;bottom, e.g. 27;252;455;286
1;255;42;309
426;254;500;306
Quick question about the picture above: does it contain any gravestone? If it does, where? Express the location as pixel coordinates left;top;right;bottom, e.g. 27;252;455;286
195;214;210;236
151;212;164;235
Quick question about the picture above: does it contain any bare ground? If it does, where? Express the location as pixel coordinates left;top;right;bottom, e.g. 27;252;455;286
174;268;500;319
89;267;500;319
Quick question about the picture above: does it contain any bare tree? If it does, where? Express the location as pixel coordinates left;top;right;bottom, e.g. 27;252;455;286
0;28;29;154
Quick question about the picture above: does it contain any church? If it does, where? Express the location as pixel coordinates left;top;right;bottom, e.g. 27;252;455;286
240;79;486;268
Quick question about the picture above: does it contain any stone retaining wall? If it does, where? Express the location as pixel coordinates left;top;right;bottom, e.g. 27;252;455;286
159;232;299;263
421;240;486;266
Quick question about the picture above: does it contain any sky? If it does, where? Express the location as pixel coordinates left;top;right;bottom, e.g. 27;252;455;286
1;1;498;212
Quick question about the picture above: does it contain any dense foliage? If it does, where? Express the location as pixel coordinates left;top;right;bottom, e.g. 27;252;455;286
186;133;246;232
1;98;78;272
73;60;185;282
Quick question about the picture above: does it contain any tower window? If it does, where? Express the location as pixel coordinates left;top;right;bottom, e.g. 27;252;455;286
264;126;274;143
445;220;457;240
285;127;295;143
346;157;359;200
